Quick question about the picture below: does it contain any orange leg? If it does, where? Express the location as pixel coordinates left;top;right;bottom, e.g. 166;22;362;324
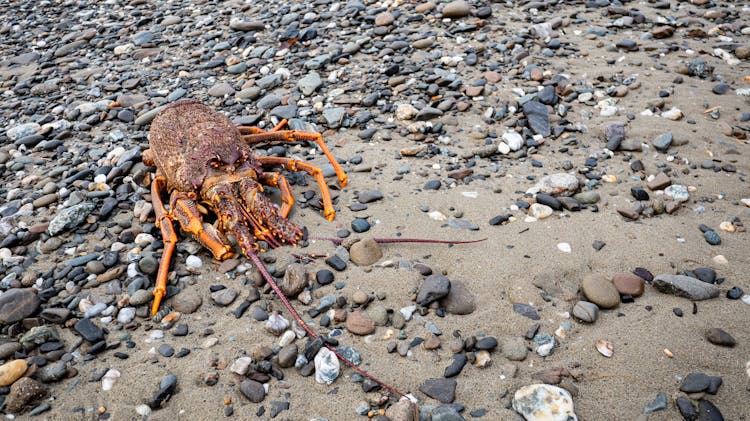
259;172;294;219
149;178;234;316
257;156;337;221
150;177;178;316
237;126;348;188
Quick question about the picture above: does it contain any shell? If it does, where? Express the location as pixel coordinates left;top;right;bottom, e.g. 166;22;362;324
101;369;121;391
0;359;28;387
596;339;614;357
314;347;340;385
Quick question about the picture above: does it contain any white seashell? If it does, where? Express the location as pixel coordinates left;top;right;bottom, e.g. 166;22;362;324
314;347;339;385
596;340;613;357
101;369;121;391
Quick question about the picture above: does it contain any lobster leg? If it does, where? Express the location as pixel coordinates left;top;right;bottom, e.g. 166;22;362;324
259;172;294;219
236;177;302;245
257;156;337;221
237;126;348;188
150;176;179;316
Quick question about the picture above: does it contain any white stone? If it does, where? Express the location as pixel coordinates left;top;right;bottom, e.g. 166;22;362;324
134;233;156;248
530;203;553;219
116;307;136;324
229;356;253;375
114;43;134;55
395;103;418;120
513;384;578;421
664;184;689;202
741;198;750;207
6;123;41;140
502;131;524;151
428;211;447;221
712;255;728;265
314;347;340;385
101;369;121;391
661;107;683;120
527;173;579;196
185;255;203;269
278;330;296;347
497;142;510;155
557;243;571;253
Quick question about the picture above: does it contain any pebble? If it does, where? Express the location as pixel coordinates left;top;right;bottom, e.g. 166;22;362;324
417;274;451;305
349;239;383;266
444;354;468;378
170;288;202;314
653;274;720;300
47;202;95;236
419;378;456;403
643;392;667;414
314;347;339;385
501;337;528;361
512;384;577;421
5;377;48;413
211;288;238;306
442;0;470;18
581;274;620;309
345;311;375;336
572;301;599;323
612;273;645;296
0;288;41;324
705;328;736;347
240;379;266;403
439;280;476;315
279;263;307;297
0;360;28;387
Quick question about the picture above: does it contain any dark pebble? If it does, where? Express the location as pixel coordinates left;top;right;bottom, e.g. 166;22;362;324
269;401;289;418
424;180;441;190
633;267;653;282
418;378;456;403
172;324;188;336
631;187;650;201
692;267;716;283
474;337;498;351
676;397;697;421
489;214;512;225
351;218;370;233
698;399;724;421
444;354;467;378
680;372;710;393
673;308;683;317
316;269;334;285
325;256;347;271
74;318;104;342
705;328;736;347
536;193;561;210
703;231;721;245
592;240;606;251
726;287;743;299
712;83;729;95
513;303;540;320
158;344;174;357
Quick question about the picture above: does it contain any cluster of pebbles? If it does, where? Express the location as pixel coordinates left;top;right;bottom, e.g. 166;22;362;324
1;0;749;419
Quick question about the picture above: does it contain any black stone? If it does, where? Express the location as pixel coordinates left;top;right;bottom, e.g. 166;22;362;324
693;267;716;284
74;318;104;342
535;194;561;210
444;354;467;378
316;270;334;285
489;214;512;225
424;180;441;190
269;401;289;418
325;256;347;271
630;187;649;201
418;378;456;403
706;376;722;395
513;303;540;320
697;400;724;421
633;267;653;282
158;344;174;357
172;324;188;337
680;372;710;393
474;337;498;351
351;218;370;233
673;307;683;317
676;397;697;421
726;287;743;299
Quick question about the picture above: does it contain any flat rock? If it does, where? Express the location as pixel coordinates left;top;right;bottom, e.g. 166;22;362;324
441;0;470;18
0;288;41;324
239;379;265;403
74;318;104;343
581;274;620;309
211;288;238;306
528;173;579;197
572;301;599;323
48;202;95;236
439;280;476;315
419;378;456;403
653;274;720;300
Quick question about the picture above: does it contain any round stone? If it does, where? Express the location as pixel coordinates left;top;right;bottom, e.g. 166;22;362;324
581;274;620;309
572;301;599;323
349;239;383;266
345;311;375;335
611;273;645;297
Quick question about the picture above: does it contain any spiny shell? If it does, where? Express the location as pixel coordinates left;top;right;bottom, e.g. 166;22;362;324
0;359;28;387
596;339;613;357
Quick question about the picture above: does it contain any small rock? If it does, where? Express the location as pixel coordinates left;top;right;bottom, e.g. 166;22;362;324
279;263;307;297
419;378;456;403
211;288;238;306
349;239;383;266
680;372;710;393
441;0;470;18
0;288;41;324
705;328;736;347
502;337;528;361
581;274;620;308
345;311;375;335
170;288;202;314
513;384;577;421
439;280;476;315
240;379;266;403
314;347;339;385
0;360;28;387
611;273;645;296
643;392;667;414
572;301;599;323
417;274;451;305
5;377;48;413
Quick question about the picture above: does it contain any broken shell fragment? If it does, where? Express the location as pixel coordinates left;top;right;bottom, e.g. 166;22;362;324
596;340;613;357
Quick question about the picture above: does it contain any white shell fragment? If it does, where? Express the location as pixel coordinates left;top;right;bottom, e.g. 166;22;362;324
314;347;339;385
101;369;121;391
596;339;613;357
557;243;572;253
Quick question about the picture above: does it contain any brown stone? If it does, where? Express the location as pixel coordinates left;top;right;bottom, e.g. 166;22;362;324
385;398;417;421
345;311;375;335
0;360;27;387
349;239;383;266
647;172;671;190
279;263;307;297
612;273;645;297
5;377;47;413
0;289;41;325
422;333;442;350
